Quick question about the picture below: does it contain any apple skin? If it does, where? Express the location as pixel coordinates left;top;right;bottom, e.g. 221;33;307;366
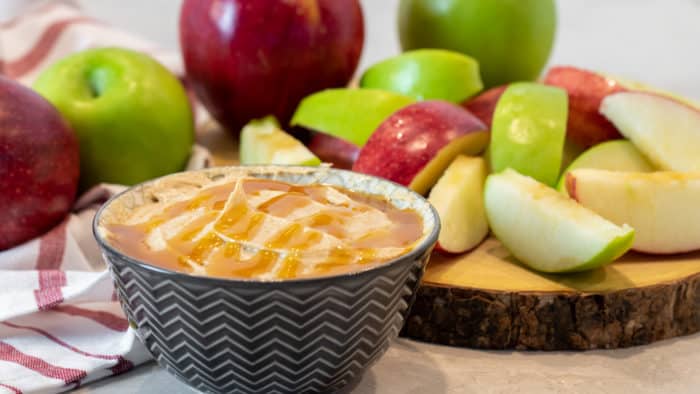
399;0;556;88
307;132;360;170
352;100;488;195
33;48;194;189
461;85;507;128
544;66;626;147
180;0;364;134
0;76;79;250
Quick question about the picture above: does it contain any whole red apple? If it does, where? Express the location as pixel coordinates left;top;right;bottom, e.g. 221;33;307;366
180;0;364;134
0;76;79;250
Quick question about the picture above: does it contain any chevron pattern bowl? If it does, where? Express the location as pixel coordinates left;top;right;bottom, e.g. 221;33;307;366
94;166;440;394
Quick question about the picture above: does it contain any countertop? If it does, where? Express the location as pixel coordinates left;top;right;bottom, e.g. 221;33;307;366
44;0;700;392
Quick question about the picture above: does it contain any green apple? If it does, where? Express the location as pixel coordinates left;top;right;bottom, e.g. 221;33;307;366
359;49;483;102
290;88;414;146
239;116;320;166
490;82;568;186
399;0;556;88
33;47;193;188
557;140;654;193
484;169;634;273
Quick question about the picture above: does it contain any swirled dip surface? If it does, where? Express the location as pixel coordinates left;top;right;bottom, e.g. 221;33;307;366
103;178;424;280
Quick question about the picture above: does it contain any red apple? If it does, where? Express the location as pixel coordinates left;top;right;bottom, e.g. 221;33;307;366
180;0;364;134
0;76;79;250
543;66;626;147
352;101;488;195
461;85;507;128
307;132;360;170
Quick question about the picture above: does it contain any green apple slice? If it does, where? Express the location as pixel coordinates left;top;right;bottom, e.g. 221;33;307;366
484;169;634;273
490;82;568;186
239;116;320;166
557;140;654;192
359;49;483;103
290;89;415;146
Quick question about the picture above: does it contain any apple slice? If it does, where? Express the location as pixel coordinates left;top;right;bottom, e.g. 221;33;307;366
484;169;634;273
543;66;626;147
460;85;507;128
239;116;320;166
557;140;654;193
428;155;488;253
360;49;483;103
600;92;700;171
290;88;415;146
567;169;700;254
352;100;488;195
490;82;568;187
306;132;360;170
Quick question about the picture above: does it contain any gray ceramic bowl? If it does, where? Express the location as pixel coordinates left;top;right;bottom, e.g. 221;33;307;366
94;166;439;394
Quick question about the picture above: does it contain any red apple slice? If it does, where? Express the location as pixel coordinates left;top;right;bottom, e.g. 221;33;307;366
307;132;360;170
600;92;700;171
567;169;700;254
461;85;507;128
352;100;488;195
428;155;488;253
543;66;626;147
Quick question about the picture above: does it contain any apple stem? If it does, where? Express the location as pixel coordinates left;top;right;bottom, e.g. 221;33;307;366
88;68;109;98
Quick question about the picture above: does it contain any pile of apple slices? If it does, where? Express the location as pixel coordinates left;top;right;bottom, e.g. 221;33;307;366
238;50;700;274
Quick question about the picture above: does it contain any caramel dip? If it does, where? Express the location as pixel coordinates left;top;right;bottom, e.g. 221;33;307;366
101;175;424;280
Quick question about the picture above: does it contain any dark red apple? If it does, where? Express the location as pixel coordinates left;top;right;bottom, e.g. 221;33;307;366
461;85;507;129
180;0;364;134
307;132;360;170
353;101;488;195
543;66;626;147
0;76;79;250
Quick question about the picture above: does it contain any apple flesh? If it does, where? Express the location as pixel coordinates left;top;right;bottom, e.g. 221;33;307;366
461;85;506;128
353;100;488;195
485;169;634;273
290;88;415;147
34;48;194;189
600;92;700;172
428;155;488;253
543;66;626;147
567;169;700;254
0;76;79;250
557;140;654;193
360;49;483;103
180;0;364;134
239;116;320;166
490;82;568;187
307;132;360;170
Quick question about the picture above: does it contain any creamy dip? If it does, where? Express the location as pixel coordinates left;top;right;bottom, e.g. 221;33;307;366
103;178;424;280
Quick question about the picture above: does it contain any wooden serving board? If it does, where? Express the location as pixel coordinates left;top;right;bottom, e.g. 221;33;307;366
403;238;700;350
200;124;700;351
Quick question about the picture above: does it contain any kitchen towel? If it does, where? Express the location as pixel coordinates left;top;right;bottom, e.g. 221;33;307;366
0;2;210;392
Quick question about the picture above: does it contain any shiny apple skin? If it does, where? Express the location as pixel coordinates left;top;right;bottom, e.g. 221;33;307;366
180;0;364;134
0;76;79;250
307;132;360;170
461;85;507;129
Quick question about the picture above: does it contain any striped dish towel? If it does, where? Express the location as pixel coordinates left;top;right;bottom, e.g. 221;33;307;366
0;2;213;392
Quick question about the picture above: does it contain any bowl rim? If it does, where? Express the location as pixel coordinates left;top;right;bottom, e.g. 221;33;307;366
92;165;440;286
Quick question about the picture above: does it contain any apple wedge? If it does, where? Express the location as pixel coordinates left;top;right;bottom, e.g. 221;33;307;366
360;49;483;103
290;88;415;146
352;100;488;195
567;169;700;254
428;155;488;253
484;169;634;273
557;140;654;193
306;132;360;170
239;116;320;166
461;85;507;128
600;92;700;171
490;82;568;187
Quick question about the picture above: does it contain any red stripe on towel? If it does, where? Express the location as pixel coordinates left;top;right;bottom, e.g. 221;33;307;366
0;383;22;394
0;341;86;384
36;221;67;270
54;305;129;332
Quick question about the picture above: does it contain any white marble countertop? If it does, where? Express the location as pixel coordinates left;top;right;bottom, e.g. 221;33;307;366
35;0;700;392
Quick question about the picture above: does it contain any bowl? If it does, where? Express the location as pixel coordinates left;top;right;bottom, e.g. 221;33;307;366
93;166;440;393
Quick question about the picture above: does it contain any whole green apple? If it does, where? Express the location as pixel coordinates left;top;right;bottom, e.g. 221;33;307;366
398;0;556;88
34;47;194;188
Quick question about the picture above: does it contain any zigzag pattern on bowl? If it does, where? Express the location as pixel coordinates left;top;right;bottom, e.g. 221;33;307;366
107;249;429;394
